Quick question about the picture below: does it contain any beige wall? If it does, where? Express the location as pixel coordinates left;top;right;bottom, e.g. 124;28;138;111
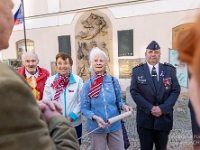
6;0;200;91
60;0;142;12
21;0;48;17
12;0;199;17
13;0;153;17
112;9;198;90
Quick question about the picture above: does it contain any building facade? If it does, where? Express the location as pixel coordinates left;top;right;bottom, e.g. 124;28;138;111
2;0;199;91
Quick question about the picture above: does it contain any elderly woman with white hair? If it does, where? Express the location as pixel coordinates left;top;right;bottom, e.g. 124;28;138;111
80;47;132;150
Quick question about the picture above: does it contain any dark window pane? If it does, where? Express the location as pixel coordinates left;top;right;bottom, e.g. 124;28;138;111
117;30;133;57
58;35;71;56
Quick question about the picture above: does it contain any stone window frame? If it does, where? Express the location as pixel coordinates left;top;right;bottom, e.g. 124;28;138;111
16;39;35;59
172;23;192;49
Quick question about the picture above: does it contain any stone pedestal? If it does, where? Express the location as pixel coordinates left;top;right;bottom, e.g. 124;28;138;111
126;86;136;108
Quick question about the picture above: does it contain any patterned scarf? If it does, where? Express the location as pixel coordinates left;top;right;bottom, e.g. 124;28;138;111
88;74;104;98
51;74;70;100
25;69;40;100
26;76;40;100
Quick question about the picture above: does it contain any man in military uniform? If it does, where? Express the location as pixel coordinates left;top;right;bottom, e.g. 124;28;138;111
130;41;180;150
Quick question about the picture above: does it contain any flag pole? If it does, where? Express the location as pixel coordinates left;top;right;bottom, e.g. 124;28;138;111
21;0;27;52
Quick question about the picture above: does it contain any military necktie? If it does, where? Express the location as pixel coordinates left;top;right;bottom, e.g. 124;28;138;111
152;66;158;91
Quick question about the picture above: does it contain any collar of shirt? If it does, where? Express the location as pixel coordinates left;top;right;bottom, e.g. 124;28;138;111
147;62;159;80
25;67;38;78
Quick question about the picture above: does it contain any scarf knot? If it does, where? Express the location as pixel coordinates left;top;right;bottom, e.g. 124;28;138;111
88;74;104;98
51;74;70;100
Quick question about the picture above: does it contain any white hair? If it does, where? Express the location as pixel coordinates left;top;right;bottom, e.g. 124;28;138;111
89;47;109;72
21;52;38;61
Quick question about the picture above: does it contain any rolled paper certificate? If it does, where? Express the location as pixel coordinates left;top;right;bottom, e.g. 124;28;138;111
107;111;132;125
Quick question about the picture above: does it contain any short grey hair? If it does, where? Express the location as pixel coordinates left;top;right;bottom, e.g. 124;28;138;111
21;52;39;61
89;47;108;63
89;47;108;72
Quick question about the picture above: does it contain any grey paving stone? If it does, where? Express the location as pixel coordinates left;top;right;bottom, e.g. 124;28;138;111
125;86;136;108
80;96;193;150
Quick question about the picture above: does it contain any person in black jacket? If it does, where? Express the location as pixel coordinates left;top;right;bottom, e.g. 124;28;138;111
187;72;200;148
176;14;200;149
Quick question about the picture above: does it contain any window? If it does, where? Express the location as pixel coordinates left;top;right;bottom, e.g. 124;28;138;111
58;35;71;55
16;39;35;59
117;29;133;57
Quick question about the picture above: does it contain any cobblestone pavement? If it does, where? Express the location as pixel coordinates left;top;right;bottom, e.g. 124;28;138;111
80;97;193;150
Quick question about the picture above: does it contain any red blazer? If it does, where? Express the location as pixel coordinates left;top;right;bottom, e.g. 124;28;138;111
18;66;49;100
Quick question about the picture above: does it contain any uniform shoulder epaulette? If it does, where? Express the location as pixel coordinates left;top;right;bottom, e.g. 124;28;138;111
164;62;176;69
133;63;144;69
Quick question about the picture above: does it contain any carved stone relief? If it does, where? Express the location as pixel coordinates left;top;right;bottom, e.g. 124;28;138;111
76;13;107;40
77;42;91;81
75;11;113;81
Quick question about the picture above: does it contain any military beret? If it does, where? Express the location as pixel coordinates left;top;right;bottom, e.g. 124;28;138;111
146;41;160;50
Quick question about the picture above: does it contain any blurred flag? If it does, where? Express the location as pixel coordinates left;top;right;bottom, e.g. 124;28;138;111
14;4;23;25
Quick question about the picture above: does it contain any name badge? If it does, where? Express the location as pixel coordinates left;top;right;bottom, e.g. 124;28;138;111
137;76;147;84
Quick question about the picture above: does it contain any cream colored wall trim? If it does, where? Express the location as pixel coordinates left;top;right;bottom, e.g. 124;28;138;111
13;13;76;31
109;0;200;18
13;0;200;31
58;13;76;25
